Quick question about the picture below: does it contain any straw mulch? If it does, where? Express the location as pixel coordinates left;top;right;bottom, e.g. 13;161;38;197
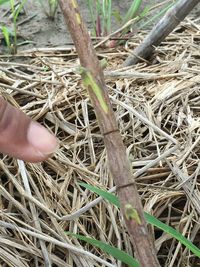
0;16;200;267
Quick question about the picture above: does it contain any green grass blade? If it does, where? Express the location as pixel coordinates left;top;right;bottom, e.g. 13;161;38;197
123;0;143;24
112;10;122;23
14;0;27;22
103;0;112;34
1;26;11;48
138;6;151;19
79;182;119;206
145;213;200;258
10;0;15;14
66;232;139;267
79;182;200;258
102;0;106;30
1;26;14;36
96;0;101;17
96;0;102;36
140;2;175;29
87;0;96;35
0;0;9;5
107;0;112;33
102;0;106;35
49;0;58;18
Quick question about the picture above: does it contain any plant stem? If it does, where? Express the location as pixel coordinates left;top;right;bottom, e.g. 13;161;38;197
124;0;199;66
58;1;160;266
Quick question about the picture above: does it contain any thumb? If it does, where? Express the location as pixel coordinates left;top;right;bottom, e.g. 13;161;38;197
0;97;58;162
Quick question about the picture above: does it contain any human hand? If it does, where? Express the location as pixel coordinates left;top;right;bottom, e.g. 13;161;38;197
0;97;58;162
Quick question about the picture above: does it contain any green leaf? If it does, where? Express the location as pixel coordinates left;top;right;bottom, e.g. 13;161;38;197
79;182;200;258
139;6;151;18
0;0;9;5
123;0;143;24
49;0;58;19
145;213;200;258
66;232;139;267
13;0;27;22
112;10;122;23
87;0;96;35
79;182;119;207
10;0;15;14
1;26;11;48
102;0;112;35
140;2;175;29
1;26;14;36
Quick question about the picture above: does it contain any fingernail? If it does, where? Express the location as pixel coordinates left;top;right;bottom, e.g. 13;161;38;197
27;121;58;156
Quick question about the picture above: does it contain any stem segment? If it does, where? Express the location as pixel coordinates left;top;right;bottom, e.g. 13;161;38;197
58;1;160;266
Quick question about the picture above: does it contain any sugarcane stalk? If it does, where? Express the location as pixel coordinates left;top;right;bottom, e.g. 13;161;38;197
58;1;160;266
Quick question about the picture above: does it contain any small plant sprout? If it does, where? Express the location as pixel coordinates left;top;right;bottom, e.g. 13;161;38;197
87;0;176;48
87;0;142;38
1;26;11;49
49;0;58;20
38;0;58;20
87;0;112;37
0;0;27;54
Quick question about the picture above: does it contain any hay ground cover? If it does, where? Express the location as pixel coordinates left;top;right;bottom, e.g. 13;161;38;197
0;15;200;266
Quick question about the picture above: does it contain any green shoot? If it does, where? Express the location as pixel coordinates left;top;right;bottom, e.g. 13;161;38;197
140;1;175;29
1;26;11;49
112;10;122;24
48;0;58;20
102;0;112;35
86;0;177;48
0;0;9;4
96;0;102;36
11;0;27;53
37;0;58;20
87;0;142;37
87;0;112;37
87;0;96;36
122;0;143;25
79;182;200;259
0;0;27;54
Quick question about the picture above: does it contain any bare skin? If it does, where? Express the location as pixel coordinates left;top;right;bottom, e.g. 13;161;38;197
0;97;58;162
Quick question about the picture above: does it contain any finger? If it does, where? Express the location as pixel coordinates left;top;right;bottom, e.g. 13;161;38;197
0;97;58;162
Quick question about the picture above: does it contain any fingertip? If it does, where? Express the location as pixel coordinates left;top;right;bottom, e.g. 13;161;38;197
0;97;58;163
27;121;58;160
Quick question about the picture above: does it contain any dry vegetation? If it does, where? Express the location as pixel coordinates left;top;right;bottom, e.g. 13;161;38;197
0;16;200;266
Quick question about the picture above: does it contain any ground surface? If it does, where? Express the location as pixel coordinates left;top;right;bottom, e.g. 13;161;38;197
0;1;200;267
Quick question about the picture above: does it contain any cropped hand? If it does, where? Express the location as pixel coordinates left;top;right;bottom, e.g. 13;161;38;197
0;97;58;162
